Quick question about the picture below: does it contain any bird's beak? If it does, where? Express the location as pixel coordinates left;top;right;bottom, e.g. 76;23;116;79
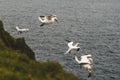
55;19;59;24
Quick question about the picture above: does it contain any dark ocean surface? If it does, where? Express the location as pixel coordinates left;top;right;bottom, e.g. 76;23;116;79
0;0;120;80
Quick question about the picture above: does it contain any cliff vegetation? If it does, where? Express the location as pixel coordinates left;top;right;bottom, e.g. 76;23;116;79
0;20;79;80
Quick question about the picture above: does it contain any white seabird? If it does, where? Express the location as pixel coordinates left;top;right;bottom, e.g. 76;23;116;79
75;54;93;64
64;40;80;54
75;54;93;77
16;26;29;33
38;15;58;26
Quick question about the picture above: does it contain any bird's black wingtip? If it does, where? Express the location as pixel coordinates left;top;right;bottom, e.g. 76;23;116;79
40;23;44;27
77;48;80;51
88;72;92;78
40;16;45;17
65;39;71;42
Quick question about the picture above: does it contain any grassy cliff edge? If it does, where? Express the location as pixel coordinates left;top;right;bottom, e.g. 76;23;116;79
0;21;35;60
0;20;80;80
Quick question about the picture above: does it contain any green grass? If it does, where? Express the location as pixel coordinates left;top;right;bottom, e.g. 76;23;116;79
0;20;80;80
0;49;79;80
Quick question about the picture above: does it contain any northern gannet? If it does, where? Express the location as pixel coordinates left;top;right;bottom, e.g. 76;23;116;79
64;40;80;54
75;54;93;77
16;26;29;33
38;15;58;26
75;54;93;64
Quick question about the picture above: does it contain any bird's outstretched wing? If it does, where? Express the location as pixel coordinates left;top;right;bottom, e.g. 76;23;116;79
64;48;71;54
75;56;81;64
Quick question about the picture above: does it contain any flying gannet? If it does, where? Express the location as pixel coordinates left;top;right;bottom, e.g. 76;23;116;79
75;54;93;77
38;15;58;26
16;26;29;33
64;40;80;54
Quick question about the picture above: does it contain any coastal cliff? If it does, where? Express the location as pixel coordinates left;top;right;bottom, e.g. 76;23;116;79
0;20;79;80
0;20;35;60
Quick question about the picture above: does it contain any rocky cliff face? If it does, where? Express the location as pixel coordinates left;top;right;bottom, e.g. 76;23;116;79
0;20;35;60
0;20;80;80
